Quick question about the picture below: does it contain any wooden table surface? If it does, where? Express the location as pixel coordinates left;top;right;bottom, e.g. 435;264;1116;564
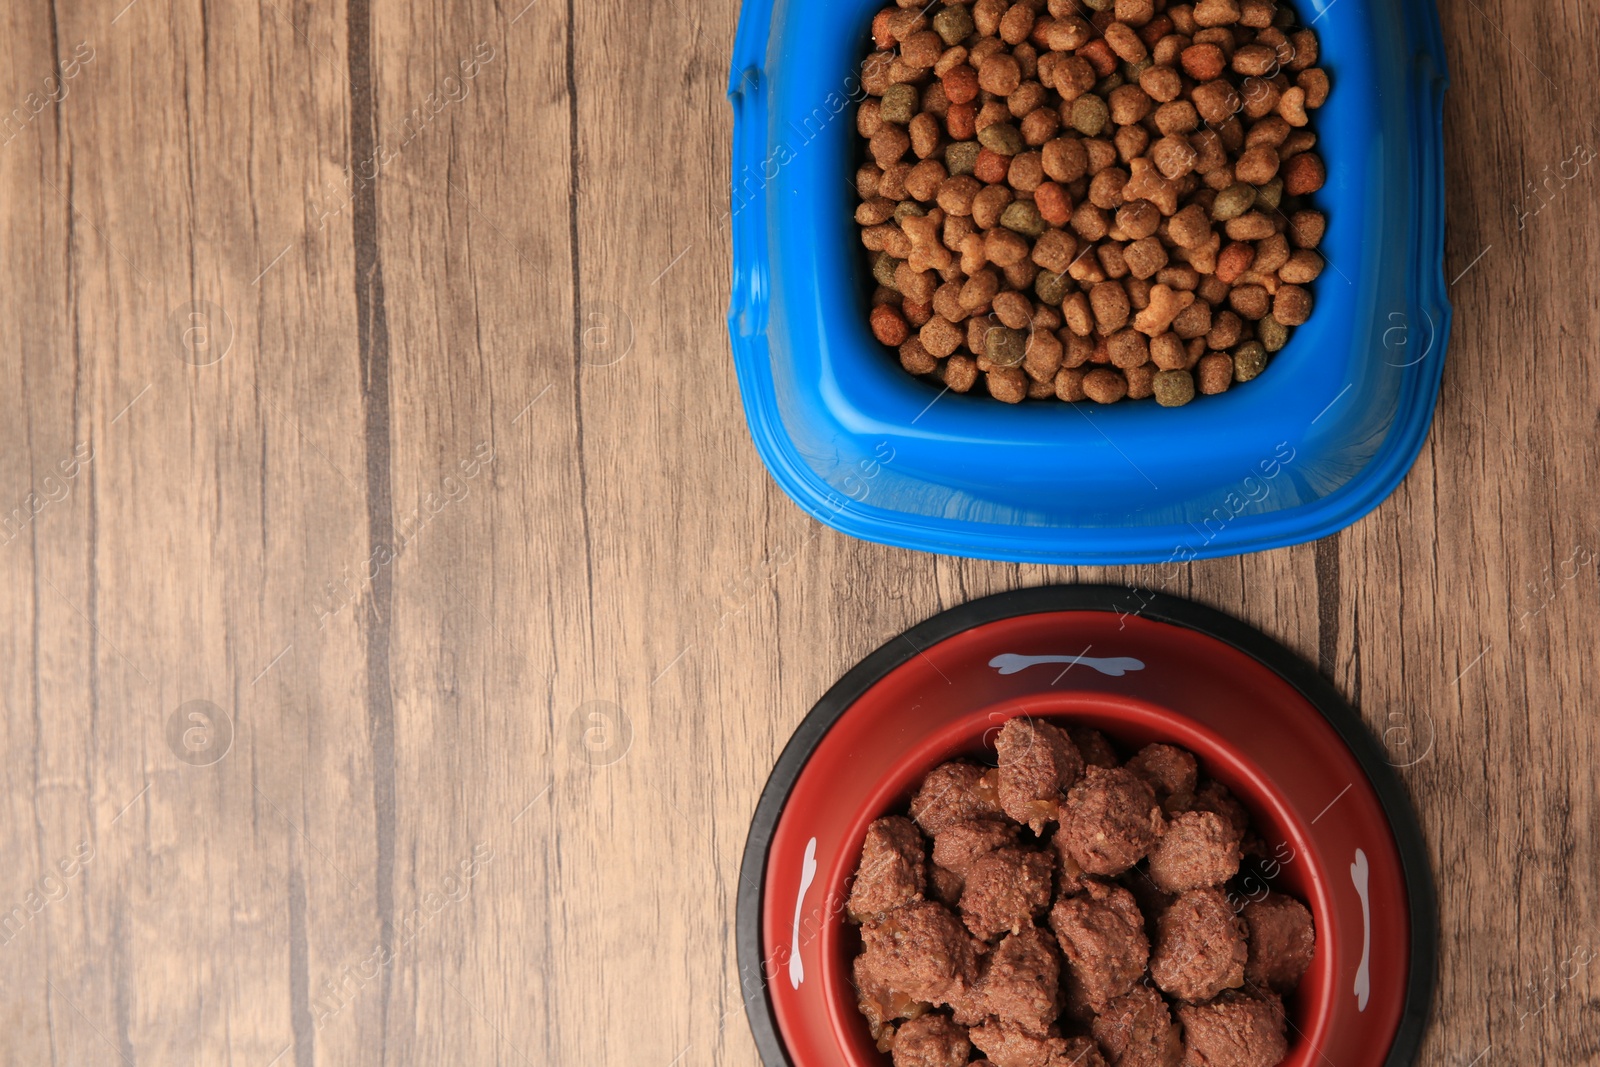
1;0;1596;1063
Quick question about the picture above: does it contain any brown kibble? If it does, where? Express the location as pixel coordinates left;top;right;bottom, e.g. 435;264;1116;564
1191;80;1242;125
920;315;966;358
1140;64;1183;103
910;113;944;159
1224;211;1276;241
896;262;939;303
985;227;1030;268
1282;152;1326;195
1254;232;1290;273
1104;22;1148;63
1090;281;1132;332
1150;331;1187;370
899;338;940;375
1167;203;1213;249
1124;362;1155;398
1229;284;1271;320
1021;106;1060;146
1170;298;1212;339
1273;283;1312;326
1298;68;1331;109
943;353;979;392
1008;151;1046;193
979;53;1023;96
936;174;983;217
870;125;912;167
1194;0;1241;25
987;366;1029;402
1056;366;1088;401
1032;228;1079;273
1235;144;1280;185
1109;84;1153;126
1277;85;1309;127
999;2;1036;45
1232;43;1279;77
973;183;1015;229
1117;199;1162;239
1288;28;1319;71
1042;137;1090;183
1279;249;1325;284
1288;209;1326;249
1108;329;1151;368
1150;136;1197;180
1024;329;1065;382
905;159;948;202
993;290;1033;330
871;304;910;346
1124;236;1169;280
1083;368;1129;404
1196;353;1233;394
960;268;1002;311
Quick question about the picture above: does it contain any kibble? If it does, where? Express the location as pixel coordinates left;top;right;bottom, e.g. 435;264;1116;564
854;0;1329;403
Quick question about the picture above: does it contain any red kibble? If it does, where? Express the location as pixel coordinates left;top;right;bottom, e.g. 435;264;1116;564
946;103;977;140
974;147;1012;184
870;304;910;346
1035;182;1072;227
1078;38;1119;78
942;64;980;106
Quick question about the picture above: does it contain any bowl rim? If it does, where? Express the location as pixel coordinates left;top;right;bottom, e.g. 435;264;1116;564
735;585;1437;1066
726;0;1453;564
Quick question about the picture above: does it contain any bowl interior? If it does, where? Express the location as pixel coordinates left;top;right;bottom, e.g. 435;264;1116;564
758;609;1411;1067
820;693;1336;1067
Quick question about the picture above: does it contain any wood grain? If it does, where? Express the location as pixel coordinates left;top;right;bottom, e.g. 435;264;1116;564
0;0;1596;1063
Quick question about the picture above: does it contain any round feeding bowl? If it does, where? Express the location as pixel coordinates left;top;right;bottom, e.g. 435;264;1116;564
726;0;1451;564
737;586;1434;1066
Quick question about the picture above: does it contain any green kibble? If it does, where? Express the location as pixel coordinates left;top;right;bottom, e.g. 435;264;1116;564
1000;201;1046;238
894;201;928;221
1123;58;1153;83
986;325;1028;367
1233;341;1268;382
945;140;981;176
1095;73;1125;95
1212;182;1257;221
1035;269;1071;306
873;253;903;289
1257;314;1289;352
1070;95;1110;137
977;122;1025;157
1081;0;1113;10
880;84;919;125
932;3;974;46
1153;369;1196;407
1256;176;1284;211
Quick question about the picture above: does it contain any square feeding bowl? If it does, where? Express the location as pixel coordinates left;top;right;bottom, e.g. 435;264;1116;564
727;0;1451;564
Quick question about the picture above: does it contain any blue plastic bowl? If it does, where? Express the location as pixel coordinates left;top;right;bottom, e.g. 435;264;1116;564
727;0;1450;564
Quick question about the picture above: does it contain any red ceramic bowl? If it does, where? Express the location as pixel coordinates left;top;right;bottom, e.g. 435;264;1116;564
738;587;1433;1067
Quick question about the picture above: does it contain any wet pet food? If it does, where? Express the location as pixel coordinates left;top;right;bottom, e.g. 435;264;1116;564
855;0;1330;405
847;716;1315;1067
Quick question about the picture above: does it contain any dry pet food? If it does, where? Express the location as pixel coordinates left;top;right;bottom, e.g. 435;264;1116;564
847;716;1316;1067
855;0;1331;405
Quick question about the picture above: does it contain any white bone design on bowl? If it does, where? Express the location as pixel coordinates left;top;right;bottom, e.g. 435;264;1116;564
1352;847;1371;1011
788;837;818;990
988;653;1147;677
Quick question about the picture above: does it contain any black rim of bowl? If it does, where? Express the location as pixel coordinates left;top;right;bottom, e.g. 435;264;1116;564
735;584;1436;1067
